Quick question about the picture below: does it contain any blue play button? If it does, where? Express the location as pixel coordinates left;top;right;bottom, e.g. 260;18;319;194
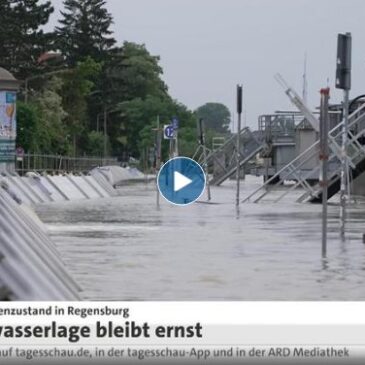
157;157;206;206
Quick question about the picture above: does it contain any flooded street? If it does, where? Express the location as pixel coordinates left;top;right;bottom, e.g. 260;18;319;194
36;176;365;301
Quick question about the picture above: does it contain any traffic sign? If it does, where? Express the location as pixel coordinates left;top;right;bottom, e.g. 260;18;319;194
172;117;179;130
163;125;174;140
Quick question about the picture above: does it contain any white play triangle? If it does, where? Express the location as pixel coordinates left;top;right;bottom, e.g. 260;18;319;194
174;171;192;192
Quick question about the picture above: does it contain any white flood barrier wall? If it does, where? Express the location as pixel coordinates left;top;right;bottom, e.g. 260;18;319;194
49;175;86;201
0;173;118;206
17;175;45;204
84;175;111;198
66;175;90;199
0;165;130;300
1;176;33;206
90;169;119;197
2;172;42;205
0;166;143;208
24;174;54;203
39;176;67;202
0;185;80;300
69;175;99;199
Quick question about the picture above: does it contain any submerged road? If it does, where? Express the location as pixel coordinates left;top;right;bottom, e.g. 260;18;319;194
35;176;365;300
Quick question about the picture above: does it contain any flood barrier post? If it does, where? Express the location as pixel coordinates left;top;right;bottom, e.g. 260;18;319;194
236;85;243;207
155;115;162;208
319;88;330;257
103;105;108;165
198;118;211;201
336;32;352;238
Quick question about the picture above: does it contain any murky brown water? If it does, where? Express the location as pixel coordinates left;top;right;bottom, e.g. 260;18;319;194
36;176;365;300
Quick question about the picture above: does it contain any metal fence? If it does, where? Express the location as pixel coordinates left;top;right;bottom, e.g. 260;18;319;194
15;154;119;174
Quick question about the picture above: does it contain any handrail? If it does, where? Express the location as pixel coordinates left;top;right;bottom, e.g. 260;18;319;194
242;102;365;203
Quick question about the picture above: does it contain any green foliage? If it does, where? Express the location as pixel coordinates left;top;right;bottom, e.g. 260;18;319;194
56;0;116;66
195;102;231;134
87;42;172;159
178;127;198;157
2;0;200;161
91;42;169;118
86;131;105;156
60;57;102;154
16;101;39;152
112;43;168;101
118;95;198;160
0;0;54;79
17;78;71;154
32;77;70;154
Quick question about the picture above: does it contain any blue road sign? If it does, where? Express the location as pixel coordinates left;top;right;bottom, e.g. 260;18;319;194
164;125;174;139
172;117;179;130
157;157;206;206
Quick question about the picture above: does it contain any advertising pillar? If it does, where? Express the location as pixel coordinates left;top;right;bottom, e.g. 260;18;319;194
0;67;20;172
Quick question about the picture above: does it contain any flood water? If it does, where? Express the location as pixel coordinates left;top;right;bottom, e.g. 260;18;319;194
35;176;365;301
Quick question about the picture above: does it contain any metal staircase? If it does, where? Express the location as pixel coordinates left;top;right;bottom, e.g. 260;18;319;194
195;127;266;186
242;102;365;203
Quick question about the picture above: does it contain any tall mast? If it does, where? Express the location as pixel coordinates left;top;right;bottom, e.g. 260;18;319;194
302;52;308;104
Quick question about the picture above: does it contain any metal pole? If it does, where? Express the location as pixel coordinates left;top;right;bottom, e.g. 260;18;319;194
169;138;173;159
156;115;161;208
199;118;211;201
335;32;352;239
175;131;179;157
320;88;330;257
236;85;243;207
340;89;350;238
25;78;28;104
103;105;107;164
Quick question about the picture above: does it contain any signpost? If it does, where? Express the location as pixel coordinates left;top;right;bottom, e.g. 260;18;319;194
172;117;179;157
163;117;179;158
172;117;179;130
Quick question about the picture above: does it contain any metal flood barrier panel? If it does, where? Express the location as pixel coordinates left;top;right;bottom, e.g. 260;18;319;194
0;169;124;300
0;186;81;300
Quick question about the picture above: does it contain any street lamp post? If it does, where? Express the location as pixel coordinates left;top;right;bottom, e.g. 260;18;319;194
103;105;108;161
97;107;119;162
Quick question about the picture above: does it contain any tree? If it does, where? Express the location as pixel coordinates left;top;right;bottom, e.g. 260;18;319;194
0;0;54;79
108;43;168;101
60;57;102;155
32;77;69;154
86;131;105;156
88;42;170;157
118;95;197;160
56;0;116;66
195;103;231;134
90;43;169;122
16;101;39;152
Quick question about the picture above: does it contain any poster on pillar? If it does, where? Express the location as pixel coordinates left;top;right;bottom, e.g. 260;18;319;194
0;91;16;138
0;91;16;162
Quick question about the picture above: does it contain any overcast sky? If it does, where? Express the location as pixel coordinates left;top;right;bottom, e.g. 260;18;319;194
48;0;365;128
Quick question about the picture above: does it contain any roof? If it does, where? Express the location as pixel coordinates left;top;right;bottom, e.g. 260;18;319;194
0;67;16;81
